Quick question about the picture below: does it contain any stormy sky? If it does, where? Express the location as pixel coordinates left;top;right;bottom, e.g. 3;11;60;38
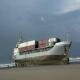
0;0;80;63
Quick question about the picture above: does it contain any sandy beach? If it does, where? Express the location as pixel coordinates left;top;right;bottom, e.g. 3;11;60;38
0;64;80;80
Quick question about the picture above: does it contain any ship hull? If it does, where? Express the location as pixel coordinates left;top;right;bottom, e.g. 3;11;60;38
13;41;71;67
15;55;69;67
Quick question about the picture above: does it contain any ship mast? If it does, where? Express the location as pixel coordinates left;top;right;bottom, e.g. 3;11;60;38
65;33;69;41
18;32;23;43
16;32;23;47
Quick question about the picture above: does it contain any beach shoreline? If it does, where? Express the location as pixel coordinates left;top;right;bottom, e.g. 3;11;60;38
0;63;80;80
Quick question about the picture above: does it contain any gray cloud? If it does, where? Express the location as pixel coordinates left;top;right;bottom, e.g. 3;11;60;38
1;0;80;14
0;0;80;63
57;0;80;14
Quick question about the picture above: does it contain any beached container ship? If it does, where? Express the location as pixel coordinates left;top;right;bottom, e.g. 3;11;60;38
13;37;71;67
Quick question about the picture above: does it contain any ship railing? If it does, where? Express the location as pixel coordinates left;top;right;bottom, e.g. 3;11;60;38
19;46;53;55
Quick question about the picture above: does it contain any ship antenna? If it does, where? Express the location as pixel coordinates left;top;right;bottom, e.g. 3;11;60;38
64;28;70;41
65;26;71;41
18;32;23;43
65;32;69;41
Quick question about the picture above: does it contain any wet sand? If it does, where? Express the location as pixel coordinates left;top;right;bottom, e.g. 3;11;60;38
0;64;80;80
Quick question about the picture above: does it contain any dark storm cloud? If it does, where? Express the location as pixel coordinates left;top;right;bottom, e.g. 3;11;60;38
0;0;80;44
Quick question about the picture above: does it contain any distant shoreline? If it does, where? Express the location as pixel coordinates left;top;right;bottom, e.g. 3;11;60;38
0;62;80;69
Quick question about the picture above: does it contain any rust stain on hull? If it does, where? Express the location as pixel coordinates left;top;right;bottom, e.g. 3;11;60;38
15;55;69;67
